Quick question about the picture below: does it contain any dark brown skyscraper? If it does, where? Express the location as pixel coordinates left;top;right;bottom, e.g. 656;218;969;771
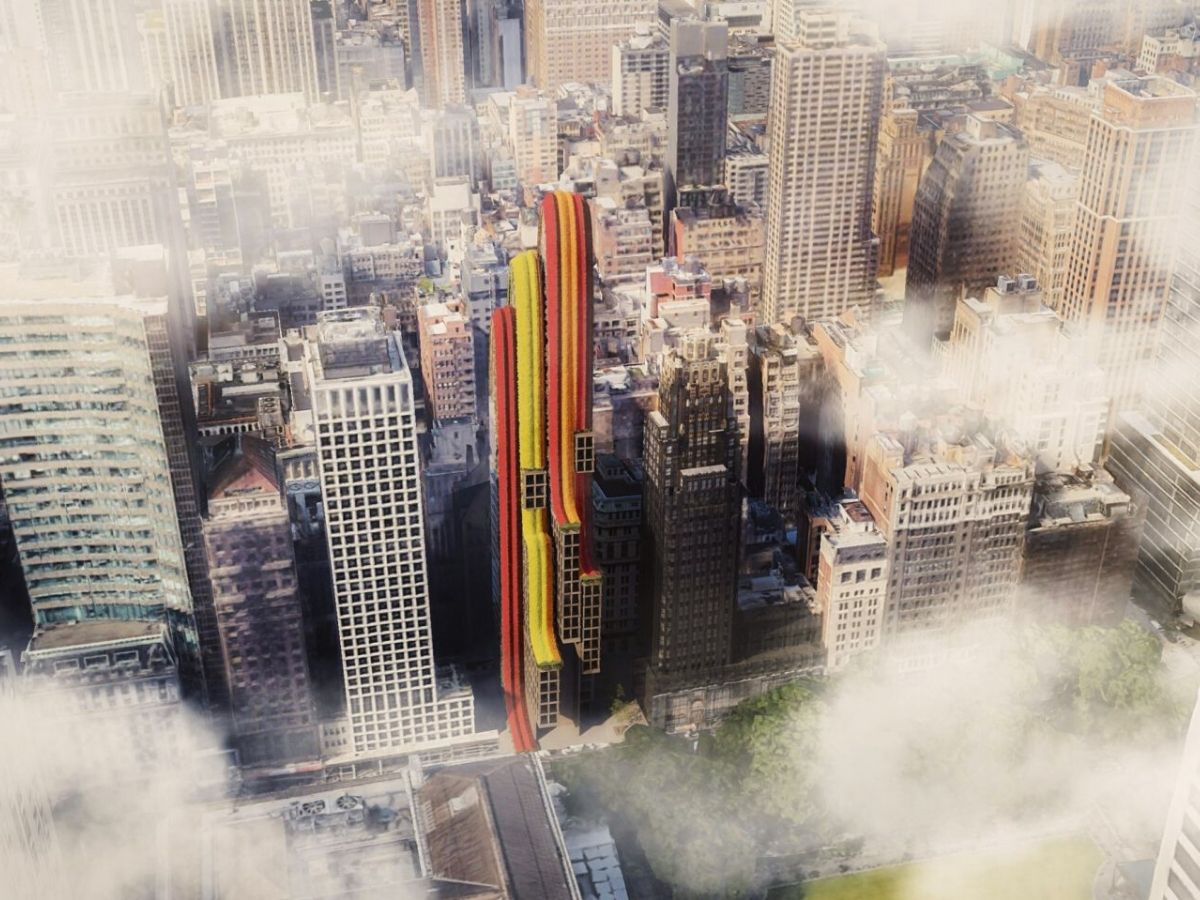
643;332;741;689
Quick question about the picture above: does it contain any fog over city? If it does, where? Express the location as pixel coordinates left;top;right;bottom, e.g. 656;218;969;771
3;0;1200;897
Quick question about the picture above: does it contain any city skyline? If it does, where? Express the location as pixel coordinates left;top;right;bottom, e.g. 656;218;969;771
1;0;1200;897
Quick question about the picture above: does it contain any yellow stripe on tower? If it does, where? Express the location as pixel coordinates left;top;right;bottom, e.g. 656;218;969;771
556;192;580;523
511;249;560;668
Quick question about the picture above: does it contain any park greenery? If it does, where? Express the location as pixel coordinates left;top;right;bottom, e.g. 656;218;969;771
550;621;1187;899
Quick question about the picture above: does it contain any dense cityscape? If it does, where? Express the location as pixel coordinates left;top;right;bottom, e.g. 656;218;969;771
2;0;1200;897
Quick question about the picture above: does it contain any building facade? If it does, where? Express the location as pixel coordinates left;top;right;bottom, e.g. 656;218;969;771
525;0;656;90
904;116;1030;344
203;439;320;766
643;332;742;689
1060;76;1198;415
304;307;474;756
761;11;885;326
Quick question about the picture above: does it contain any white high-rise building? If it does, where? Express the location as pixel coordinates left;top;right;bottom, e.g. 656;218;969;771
304;308;474;756
1150;686;1200;899
222;0;319;100
38;0;144;93
761;11;885;326
163;0;222;107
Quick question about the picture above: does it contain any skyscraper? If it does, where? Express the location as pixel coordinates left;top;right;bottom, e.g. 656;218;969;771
164;0;222;107
418;0;467;107
665;19;729;215
38;0;144;93
524;0;656;90
491;191;603;744
203;438;319;766
1149;684;1200;899
219;0;320;100
904;116;1030;344
1061;75;1197;415
1015;159;1077;312
871;87;925;278
643;331;741;687
761;11;885;326
1107;144;1200;615
304;307;474;756
0;265;200;682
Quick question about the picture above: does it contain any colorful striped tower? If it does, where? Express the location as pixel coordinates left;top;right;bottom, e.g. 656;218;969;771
491;191;602;748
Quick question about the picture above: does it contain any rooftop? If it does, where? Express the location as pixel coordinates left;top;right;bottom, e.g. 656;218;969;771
28;620;167;654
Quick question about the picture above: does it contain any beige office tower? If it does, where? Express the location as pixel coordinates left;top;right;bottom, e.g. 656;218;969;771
46;93;175;259
223;0;319;100
1060;76;1198;416
304;308;474;756
1011;85;1095;171
525;0;656;90
1016;160;1078;311
872;86;925;278
418;0;466;107
860;430;1035;665
761;11;885;326
164;0;221;107
1150;685;1200;900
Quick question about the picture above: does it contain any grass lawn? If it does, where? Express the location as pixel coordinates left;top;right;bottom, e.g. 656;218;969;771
768;836;1103;900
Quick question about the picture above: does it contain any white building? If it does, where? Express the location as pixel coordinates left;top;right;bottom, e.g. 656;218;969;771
936;275;1107;475
303;307;475;756
817;500;888;671
612;25;670;116
1150;685;1200;899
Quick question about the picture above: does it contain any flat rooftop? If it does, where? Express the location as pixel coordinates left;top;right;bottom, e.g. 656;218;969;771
28;620;165;653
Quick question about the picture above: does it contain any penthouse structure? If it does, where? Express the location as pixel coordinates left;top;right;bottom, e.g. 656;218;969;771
304;307;474;757
491;192;602;747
